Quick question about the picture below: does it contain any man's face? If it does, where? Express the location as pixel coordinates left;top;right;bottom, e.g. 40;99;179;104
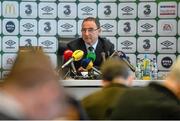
81;20;101;45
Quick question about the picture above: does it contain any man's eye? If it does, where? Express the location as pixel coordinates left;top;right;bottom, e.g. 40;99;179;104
88;29;93;32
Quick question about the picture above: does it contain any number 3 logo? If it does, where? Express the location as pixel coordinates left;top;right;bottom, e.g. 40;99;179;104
104;5;111;15
144;5;151;15
64;5;71;15
124;22;131;32
25;4;32;15
44;22;51;32
143;39;151;49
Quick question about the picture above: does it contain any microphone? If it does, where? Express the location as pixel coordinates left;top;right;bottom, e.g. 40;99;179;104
81;58;102;75
86;52;96;62
63;49;73;61
63;49;77;73
118;51;136;72
101;52;106;63
71;61;77;73
62;50;84;68
110;51;117;58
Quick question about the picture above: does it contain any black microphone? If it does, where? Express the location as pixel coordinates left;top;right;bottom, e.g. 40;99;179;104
118;51;136;72
101;52;106;63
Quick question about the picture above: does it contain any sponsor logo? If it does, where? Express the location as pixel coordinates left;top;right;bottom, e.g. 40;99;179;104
41;40;53;49
5;4;16;15
25;4;32;15
25;39;32;47
141;23;153;32
23;23;34;32
101;23;113;32
121;40;133;50
81;6;94;15
6;58;14;65
163;24;172;32
143;39;151;50
160;5;176;8
64;5;71;15
5;40;16;49
159;5;176;16
121;6;134;15
161;40;173;50
161;56;173;68
123;22;131;33
61;23;73;32
104;5;111;15
144;4;151;15
44;22;51;32
6;21;15;33
41;6;53;15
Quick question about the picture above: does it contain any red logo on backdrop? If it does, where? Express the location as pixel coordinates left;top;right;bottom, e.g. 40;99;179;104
6;58;14;65
160;5;176;16
163;24;172;31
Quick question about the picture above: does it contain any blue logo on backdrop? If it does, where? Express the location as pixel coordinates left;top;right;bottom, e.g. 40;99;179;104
161;57;173;68
6;21;15;33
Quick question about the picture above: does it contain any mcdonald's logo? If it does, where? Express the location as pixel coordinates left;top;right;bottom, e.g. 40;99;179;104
5;4;16;15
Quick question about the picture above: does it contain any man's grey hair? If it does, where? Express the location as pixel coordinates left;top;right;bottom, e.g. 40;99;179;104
82;17;100;29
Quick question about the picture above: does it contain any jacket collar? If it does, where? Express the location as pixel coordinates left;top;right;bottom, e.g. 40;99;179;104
104;83;128;89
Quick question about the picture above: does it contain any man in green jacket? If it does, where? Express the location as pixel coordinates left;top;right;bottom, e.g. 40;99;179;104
110;57;180;120
81;58;134;120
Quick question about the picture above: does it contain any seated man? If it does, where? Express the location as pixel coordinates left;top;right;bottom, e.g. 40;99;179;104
81;58;134;120
110;57;180;120
67;17;115;70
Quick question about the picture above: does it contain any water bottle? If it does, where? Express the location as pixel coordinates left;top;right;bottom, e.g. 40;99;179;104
143;54;151;80
149;60;154;80
153;58;158;80
136;58;142;79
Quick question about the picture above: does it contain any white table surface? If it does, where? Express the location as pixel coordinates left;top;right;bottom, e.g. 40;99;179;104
61;80;164;87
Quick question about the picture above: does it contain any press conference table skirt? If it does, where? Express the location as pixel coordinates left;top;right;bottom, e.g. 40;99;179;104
61;80;164;99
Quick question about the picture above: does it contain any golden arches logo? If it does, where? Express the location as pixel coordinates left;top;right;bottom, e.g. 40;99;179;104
5;4;16;15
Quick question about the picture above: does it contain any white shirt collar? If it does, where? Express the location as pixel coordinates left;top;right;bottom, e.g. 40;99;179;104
85;39;98;52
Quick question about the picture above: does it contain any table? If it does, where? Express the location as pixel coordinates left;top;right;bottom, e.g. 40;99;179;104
61;80;164;99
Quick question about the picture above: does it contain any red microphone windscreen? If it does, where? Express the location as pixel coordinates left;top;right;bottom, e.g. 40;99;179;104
63;49;73;61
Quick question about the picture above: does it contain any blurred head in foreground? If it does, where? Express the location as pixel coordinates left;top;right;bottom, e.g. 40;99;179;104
164;57;180;98
1;47;66;119
100;58;133;87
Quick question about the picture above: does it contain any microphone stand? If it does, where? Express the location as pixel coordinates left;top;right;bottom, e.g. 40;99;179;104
63;69;71;79
71;62;77;74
